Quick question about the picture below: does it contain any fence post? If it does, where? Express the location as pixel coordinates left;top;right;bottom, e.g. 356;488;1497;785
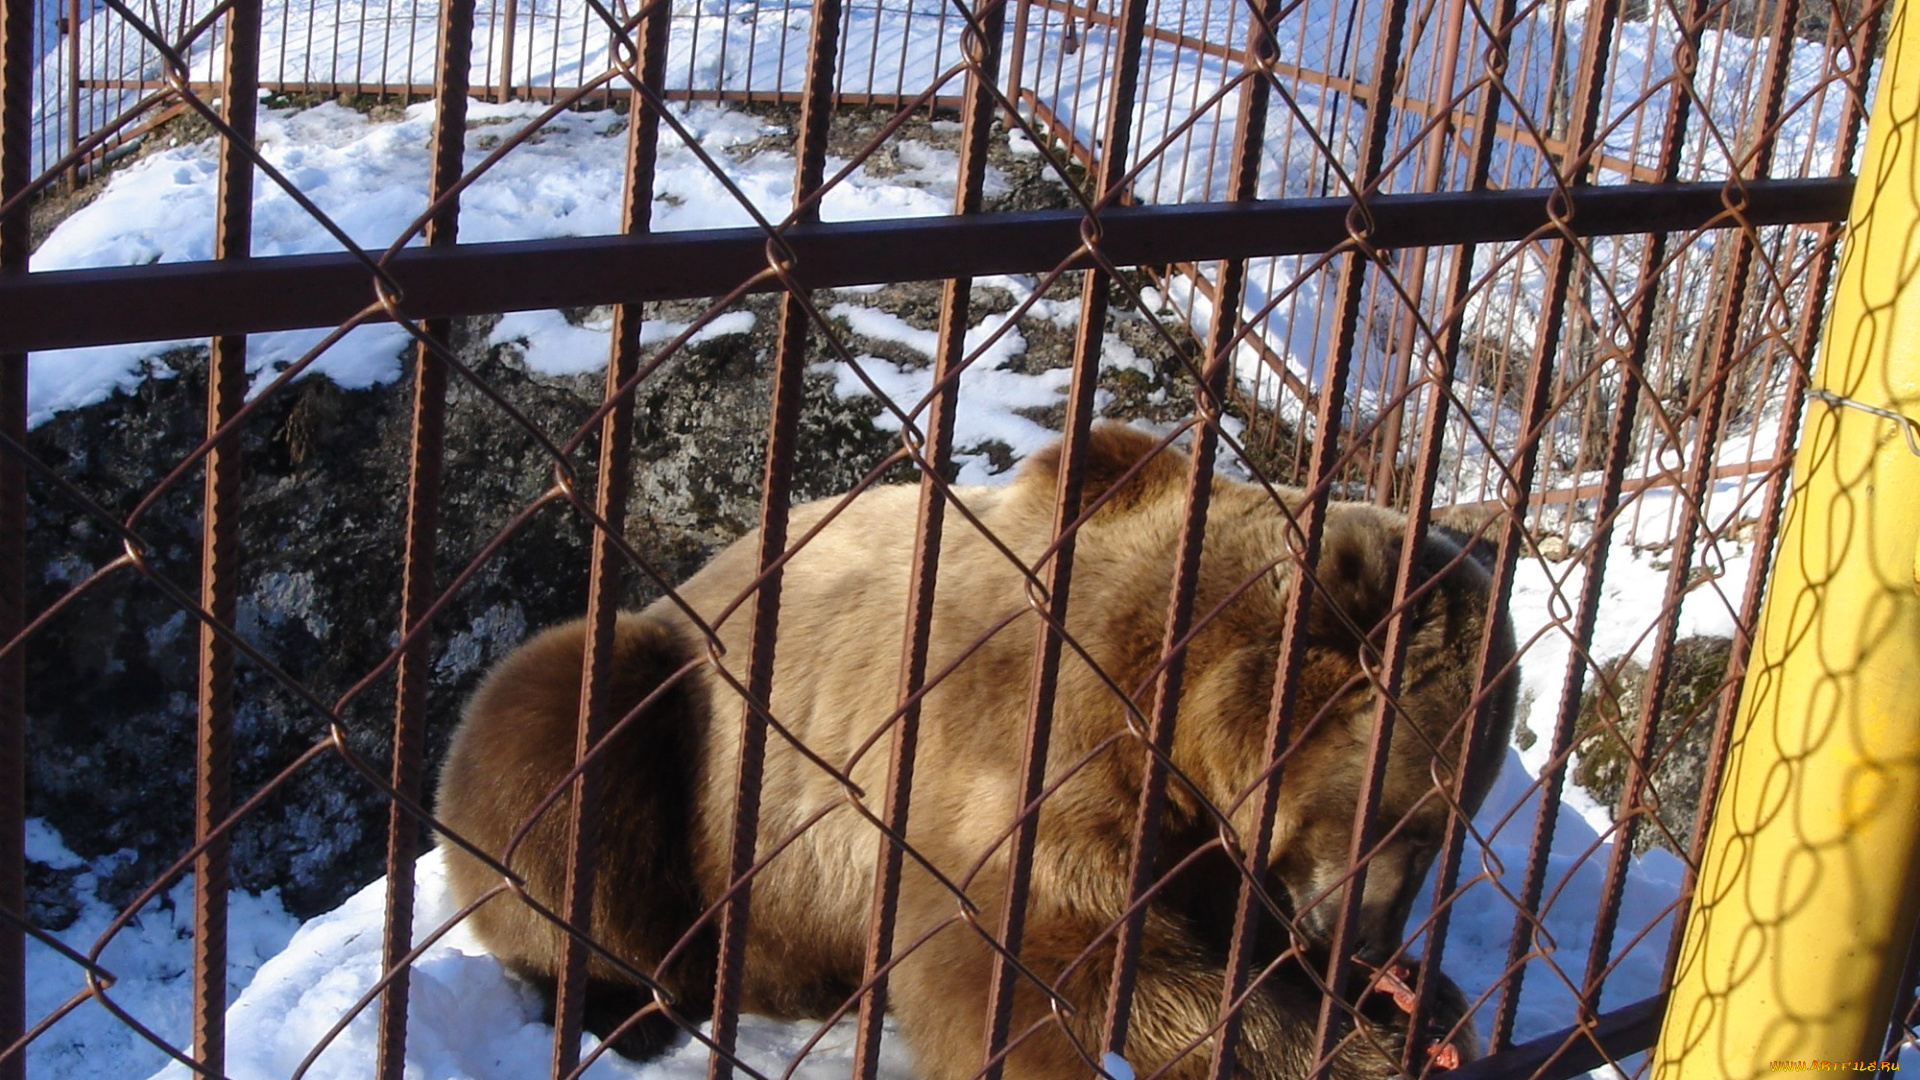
1652;0;1920;1073
496;0;518;101
0;0;29;1069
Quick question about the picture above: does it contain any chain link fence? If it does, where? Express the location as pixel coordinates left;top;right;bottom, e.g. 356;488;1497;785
0;0;1894;1070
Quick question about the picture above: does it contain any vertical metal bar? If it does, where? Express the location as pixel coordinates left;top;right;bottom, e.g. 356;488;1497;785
0;324;16;1080
67;0;81;175
1483;0;1627;1047
1377;70;1523;1055
1196;45;1306;1080
302;0;318;86
544;6;669;1079
1006;0;1032;113
328;0;346;95
576;4;591;104
574;4;592;105
705;0;842;1076
1041;5;1070;159
1270;0;1421;1060
680;0;700;96
977;255;1106;1078
977;0;1156;1062
849;1;1003;1074
518;0;533;101
1282;281;1369;1067
403;0;422;106
352;0;372;94
1062;0;1098;187
520;0;536;99
703;251;810;1080
497;0;518;101
192;0;261;1069
372;0;473;1072
1136;11;1273;1080
844;327;954;1080
1578;0;1805;1008
1212;1;1429;1058
1102;392;1226;1064
773;0;798;106
922;0;946;103
834;0;857;106
377;0;397;95
717;0;738;103
541;0;560;102
1201;363;1280;1080
998;0;1153;1059
1279;0;1523;1031
1370;0;1469;504
1662;311;1806;983
0;0;28;1065
1667;0;1882;966
864;0;885;101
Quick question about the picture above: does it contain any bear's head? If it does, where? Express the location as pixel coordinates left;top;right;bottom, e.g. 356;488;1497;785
1019;423;1518;964
1264;502;1517;963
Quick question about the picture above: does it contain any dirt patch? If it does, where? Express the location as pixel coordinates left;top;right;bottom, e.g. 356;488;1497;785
1571;635;1735;856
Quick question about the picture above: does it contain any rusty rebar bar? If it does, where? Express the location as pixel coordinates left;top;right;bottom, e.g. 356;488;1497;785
373;0;474;1072
546;2;669;1075
189;0;262;1068
0;0;26;1067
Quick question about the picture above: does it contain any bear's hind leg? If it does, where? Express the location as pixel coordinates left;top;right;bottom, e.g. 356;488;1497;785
515;967;690;1062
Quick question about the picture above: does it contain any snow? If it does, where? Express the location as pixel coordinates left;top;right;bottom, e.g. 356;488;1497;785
23;825;301;1080
125;845;918;1080
22;0;1867;427
489;307;758;376
23;97;971;426
822;293;1081;483
16;0;1864;1071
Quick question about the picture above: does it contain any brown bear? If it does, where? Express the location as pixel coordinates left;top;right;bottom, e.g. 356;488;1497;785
434;423;1516;1079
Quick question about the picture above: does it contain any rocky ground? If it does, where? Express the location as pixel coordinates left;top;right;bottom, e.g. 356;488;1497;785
21;100;1240;923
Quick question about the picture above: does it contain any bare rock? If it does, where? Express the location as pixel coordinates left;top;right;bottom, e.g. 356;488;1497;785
1570;635;1735;857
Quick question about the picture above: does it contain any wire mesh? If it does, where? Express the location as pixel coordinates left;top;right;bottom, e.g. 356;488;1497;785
0;0;1895;1071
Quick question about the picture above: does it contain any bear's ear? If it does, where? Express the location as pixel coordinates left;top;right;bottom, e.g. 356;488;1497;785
1301;507;1403;648
1431;504;1502;573
1302;507;1494;648
1019;422;1188;515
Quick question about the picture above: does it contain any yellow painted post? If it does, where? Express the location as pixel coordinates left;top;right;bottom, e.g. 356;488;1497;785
1654;0;1920;1074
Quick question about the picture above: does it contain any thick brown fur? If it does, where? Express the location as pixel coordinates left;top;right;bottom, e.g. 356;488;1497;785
436;424;1517;1079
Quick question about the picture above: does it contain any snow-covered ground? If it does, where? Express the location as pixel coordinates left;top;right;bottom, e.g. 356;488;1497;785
16;0;1869;1068
24;763;1682;1080
25;98;972;426
23;823;301;1080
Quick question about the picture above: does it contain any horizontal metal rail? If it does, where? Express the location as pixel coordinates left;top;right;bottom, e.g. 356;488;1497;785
1453;454;1789;512
70;78;970;110
1449;994;1668;1080
3;176;1850;352
1021;0;1667;184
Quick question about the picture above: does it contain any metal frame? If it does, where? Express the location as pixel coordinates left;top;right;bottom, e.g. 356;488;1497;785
0;0;1892;1070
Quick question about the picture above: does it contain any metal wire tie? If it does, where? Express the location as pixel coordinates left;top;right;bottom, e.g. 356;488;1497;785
1806;387;1920;458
